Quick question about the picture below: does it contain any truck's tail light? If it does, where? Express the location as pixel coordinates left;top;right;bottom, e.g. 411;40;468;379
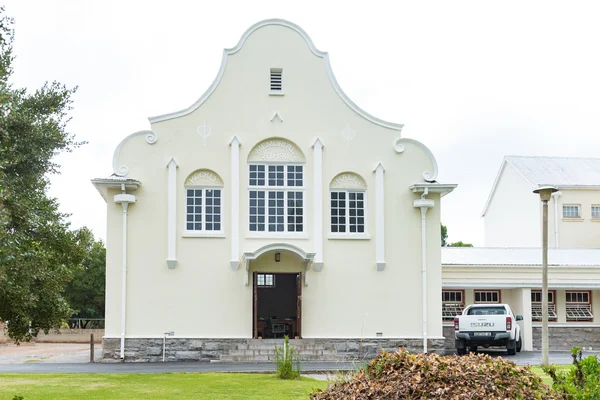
454;317;459;331
506;316;512;331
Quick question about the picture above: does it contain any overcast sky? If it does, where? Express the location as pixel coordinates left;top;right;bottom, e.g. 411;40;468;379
5;1;600;246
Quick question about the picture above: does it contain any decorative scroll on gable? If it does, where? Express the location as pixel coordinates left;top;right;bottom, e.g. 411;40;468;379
248;138;305;162
185;169;224;186
330;172;367;190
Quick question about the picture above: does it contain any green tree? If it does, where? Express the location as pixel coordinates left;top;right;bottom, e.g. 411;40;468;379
441;223;473;247
64;239;106;324
448;241;473;247
0;7;91;342
441;224;448;247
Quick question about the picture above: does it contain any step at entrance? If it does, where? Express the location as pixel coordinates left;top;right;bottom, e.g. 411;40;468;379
219;339;341;362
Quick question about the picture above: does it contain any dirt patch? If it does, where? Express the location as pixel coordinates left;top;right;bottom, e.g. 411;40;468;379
0;343;101;364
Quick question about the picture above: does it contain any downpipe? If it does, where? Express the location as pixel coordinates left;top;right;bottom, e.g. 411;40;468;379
413;189;434;353
114;186;136;361
552;191;562;248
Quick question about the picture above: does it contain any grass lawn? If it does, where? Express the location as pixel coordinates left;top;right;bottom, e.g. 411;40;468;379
531;365;571;386
0;373;327;400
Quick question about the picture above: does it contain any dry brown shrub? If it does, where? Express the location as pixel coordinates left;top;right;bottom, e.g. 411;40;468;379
311;348;561;400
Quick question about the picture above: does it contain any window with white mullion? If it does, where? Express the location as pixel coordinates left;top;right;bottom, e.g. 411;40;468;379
566;291;590;304
248;163;304;233
592;205;600;218
531;290;557;321
268;165;285;186
474;290;500;303
330;191;347;233
186;189;203;231
348;192;365;233
186;188;222;232
330;190;365;234
287;191;303;232
565;291;593;321
204;189;222;231
249;190;266;232
257;273;275;287
268;191;285;232
563;205;580;218
249;164;266;186
442;291;464;321
287;165;303;186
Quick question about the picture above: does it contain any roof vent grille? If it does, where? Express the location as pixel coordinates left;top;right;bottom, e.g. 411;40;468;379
270;68;282;92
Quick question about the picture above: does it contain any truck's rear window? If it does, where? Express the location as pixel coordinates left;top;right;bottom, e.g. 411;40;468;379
467;307;506;316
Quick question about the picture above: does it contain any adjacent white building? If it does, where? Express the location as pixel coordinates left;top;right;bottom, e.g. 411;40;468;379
92;19;456;362
482;156;600;248
442;156;600;352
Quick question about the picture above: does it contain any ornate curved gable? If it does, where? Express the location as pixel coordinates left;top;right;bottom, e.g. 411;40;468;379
147;19;403;131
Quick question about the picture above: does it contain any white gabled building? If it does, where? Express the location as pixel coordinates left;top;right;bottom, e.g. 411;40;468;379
92;19;456;362
482;156;600;248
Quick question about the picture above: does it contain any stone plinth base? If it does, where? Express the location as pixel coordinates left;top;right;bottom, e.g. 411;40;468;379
532;326;600;351
101;337;447;362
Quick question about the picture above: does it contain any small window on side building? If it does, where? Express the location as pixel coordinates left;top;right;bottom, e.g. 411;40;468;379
474;290;500;303
563;205;581;218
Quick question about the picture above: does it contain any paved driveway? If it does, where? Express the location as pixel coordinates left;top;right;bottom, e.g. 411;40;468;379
0;343;102;365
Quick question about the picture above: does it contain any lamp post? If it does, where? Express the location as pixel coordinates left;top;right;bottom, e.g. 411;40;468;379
533;185;558;366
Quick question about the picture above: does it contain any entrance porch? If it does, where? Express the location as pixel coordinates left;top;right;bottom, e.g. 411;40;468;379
243;243;315;340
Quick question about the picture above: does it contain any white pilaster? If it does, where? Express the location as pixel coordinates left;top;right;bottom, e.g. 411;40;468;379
374;162;386;271
229;136;241;270
520;288;533;351
166;158;178;269
312;138;324;272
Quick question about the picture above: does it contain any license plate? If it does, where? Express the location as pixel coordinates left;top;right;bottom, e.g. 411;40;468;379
474;332;491;337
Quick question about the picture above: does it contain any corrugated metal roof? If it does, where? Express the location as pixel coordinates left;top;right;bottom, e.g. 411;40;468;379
90;175;141;201
91;174;140;182
506;156;600;187
442;247;600;266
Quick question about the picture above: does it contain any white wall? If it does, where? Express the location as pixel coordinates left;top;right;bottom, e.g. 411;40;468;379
550;190;600;249
103;22;445;340
484;163;540;247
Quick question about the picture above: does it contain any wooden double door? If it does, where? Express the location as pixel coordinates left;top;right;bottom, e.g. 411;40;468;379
252;272;302;339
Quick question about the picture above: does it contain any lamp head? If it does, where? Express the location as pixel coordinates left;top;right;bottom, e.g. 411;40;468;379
533;185;558;201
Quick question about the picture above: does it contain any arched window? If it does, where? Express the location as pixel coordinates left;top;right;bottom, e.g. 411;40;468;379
247;138;305;233
329;172;367;235
184;169;224;233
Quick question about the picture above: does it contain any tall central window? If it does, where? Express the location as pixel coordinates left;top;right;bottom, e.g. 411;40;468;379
249;164;304;233
247;138;306;235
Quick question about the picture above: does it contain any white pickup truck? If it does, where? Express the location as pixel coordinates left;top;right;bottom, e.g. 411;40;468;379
454;304;523;355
